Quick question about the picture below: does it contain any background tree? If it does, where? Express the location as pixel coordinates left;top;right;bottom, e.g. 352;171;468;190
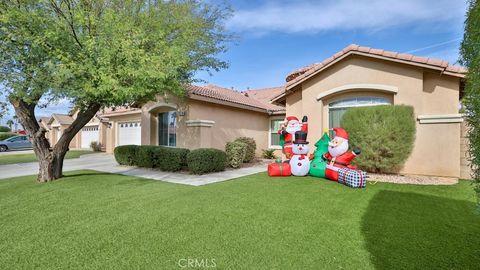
0;0;231;182
460;0;480;201
6;119;13;130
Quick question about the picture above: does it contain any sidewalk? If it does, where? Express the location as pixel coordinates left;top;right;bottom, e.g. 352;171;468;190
0;153;267;186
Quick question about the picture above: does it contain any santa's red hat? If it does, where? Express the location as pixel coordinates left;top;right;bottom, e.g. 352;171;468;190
286;116;299;122
333;127;348;140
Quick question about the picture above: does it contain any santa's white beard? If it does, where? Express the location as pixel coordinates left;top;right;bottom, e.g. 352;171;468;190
328;140;349;157
286;125;301;134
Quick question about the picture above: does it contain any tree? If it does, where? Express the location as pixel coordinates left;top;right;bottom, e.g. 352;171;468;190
460;0;480;201
6;119;13;130
0;0;230;182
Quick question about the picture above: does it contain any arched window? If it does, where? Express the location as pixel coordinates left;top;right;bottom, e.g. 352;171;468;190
329;96;390;128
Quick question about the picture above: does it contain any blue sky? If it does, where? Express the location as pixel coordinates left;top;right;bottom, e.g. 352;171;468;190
0;0;468;125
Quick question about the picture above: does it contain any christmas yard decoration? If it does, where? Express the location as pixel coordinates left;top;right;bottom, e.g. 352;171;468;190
289;131;311;176
337;168;368;188
309;132;330;178
278;116;308;159
323;128;361;181
267;160;292;177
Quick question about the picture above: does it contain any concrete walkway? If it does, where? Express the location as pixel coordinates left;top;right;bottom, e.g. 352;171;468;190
0;153;267;186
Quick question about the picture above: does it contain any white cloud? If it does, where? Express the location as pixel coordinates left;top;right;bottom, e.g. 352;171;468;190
228;0;467;33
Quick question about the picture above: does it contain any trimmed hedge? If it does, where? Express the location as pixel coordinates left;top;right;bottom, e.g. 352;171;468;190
225;141;247;168
114;145;139;166
187;148;226;174
114;145;190;172
234;137;256;162
136;145;158;168
341;105;415;173
153;147;189;172
0;132;16;141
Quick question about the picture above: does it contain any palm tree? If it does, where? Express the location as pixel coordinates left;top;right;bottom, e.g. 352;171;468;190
6;119;14;130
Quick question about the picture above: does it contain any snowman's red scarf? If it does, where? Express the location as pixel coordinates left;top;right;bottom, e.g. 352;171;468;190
293;154;307;160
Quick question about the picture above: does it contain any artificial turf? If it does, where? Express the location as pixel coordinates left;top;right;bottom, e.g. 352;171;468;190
0;150;94;165
0;171;478;269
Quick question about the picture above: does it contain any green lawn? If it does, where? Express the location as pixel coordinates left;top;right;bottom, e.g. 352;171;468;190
0;150;94;165
0;171;478;269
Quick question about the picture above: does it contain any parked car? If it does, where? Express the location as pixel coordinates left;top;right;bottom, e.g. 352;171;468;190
0;135;32;152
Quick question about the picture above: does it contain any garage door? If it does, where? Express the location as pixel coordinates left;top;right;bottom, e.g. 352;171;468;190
118;121;141;146
81;126;99;149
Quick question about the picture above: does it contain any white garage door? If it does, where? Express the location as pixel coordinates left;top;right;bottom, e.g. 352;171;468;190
118;121;141;146
81;126;99;149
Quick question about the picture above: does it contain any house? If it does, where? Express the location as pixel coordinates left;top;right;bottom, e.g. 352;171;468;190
98;85;286;156
44;43;472;179
271;44;468;178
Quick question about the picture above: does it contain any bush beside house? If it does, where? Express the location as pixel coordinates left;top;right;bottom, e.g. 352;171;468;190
341;105;416;173
234;137;256;162
187;148;227;174
114;145;139;166
115;145;190;172
225;141;247;168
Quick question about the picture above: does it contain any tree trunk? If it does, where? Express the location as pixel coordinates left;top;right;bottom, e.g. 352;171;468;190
10;98;101;182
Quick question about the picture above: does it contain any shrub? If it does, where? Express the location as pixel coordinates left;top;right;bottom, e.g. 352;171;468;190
225;141;247;168
114;145;140;166
0;132;16;141
0;126;10;132
262;149;277;159
90;141;102;152
136;145;158;168
234;137;256;162
153;147;189;172
187;148;226;174
170;147;190;167
341;105;415;173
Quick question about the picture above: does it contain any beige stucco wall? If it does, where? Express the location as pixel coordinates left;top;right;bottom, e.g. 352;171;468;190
286;55;462;177
186;100;271;156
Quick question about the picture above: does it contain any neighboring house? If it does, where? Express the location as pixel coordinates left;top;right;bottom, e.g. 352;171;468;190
47;114;76;148
271;44;468;178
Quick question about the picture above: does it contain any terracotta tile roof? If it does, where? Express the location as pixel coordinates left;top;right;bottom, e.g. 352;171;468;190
98;107;141;117
245;86;285;104
187;84;285;114
285;44;467;91
50;113;74;125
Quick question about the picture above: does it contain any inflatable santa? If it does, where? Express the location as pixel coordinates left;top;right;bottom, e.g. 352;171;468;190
289;131;311;176
278;116;308;159
323;127;361;181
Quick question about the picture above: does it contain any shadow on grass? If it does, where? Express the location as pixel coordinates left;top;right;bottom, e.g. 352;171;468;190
362;190;480;269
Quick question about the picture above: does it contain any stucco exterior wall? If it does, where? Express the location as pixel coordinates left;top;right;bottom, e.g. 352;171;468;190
286;55;462;177
185;100;271;156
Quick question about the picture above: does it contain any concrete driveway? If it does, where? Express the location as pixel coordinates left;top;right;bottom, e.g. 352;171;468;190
0;153;267;186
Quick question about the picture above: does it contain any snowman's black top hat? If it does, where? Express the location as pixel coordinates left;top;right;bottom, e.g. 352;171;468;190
293;131;308;144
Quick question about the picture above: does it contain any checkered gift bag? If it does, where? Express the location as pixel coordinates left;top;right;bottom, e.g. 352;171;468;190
337;168;368;188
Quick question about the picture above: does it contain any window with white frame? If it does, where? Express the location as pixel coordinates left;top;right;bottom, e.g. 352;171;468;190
269;118;283;148
329;96;391;129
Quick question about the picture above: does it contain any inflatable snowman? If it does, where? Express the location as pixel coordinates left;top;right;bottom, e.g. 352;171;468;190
289;131;311;176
